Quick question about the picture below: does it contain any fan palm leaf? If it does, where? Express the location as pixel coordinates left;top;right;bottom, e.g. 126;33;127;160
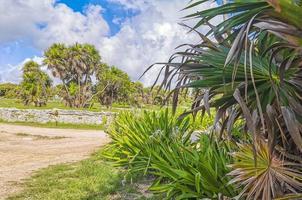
229;141;302;200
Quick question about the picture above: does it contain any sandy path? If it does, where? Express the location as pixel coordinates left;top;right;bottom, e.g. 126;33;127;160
0;124;110;199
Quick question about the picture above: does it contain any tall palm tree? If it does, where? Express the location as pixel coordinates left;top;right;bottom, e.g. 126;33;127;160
44;43;101;108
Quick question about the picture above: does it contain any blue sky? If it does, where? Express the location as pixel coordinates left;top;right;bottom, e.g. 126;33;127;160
0;0;218;84
59;0;139;35
0;0;137;68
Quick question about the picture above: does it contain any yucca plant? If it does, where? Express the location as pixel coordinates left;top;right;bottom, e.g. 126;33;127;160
145;0;302;198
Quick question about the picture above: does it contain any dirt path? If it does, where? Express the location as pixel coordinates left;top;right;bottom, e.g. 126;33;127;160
0;124;110;199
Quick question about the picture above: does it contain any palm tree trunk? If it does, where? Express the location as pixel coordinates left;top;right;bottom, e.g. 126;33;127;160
62;80;73;107
78;76;82;108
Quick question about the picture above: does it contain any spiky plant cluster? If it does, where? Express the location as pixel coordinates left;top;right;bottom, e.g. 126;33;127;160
145;0;302;199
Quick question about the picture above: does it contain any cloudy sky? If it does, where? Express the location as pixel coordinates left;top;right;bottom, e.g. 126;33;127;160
0;0;218;85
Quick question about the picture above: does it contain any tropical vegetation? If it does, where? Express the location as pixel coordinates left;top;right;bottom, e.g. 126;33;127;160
0;83;19;98
105;0;302;200
0;44;185;109
20;61;52;107
96;64;133;108
43;43;101;108
2;1;302;199
104;110;237;199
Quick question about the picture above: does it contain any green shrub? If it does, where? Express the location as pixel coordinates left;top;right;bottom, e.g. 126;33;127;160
0;83;19;98
104;109;238;199
103;109;192;175
148;134;238;199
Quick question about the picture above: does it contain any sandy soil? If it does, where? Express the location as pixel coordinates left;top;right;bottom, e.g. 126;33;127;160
0;124;110;199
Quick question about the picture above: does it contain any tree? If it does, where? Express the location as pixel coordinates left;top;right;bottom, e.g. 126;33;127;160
0;83;19;98
20;61;52;106
142;86;168;105
147;0;302;199
127;82;192;107
129;81;145;107
96;64;132;108
43;43;101;108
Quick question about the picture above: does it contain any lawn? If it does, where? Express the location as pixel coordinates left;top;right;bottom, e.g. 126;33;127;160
0;120;106;130
0;98;163;113
0;98;120;112
8;150;159;200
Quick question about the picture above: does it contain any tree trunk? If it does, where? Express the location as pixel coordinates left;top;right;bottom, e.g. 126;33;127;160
62;80;73;107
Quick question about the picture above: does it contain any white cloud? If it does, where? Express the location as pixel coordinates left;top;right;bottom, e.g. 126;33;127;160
0;0;109;83
98;0;217;85
0;0;109;48
0;0;219;86
0;56;43;83
34;4;109;49
107;0;148;10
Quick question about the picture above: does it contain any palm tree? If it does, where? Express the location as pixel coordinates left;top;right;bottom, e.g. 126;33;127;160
21;61;52;106
96;64;133;108
146;0;302;199
44;43;101;108
43;43;72;106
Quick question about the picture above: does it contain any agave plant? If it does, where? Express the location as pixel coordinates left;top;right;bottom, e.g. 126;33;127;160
145;0;302;198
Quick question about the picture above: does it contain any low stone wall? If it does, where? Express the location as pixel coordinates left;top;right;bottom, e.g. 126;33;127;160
0;108;115;125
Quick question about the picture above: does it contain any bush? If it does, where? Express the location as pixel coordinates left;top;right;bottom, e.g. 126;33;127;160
0;83;19;98
104;109;238;199
103;109;192;175
149;134;237;199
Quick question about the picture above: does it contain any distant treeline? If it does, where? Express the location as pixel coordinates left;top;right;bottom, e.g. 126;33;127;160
0;43;192;108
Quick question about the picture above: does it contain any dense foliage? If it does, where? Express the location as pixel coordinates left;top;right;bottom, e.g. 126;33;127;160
96;64;133;108
148;133;236;199
1;43;194;109
44;43;101;108
0;83;19;98
99;0;302;200
20;61;52;106
105;108;302;199
143;0;302;199
104;110;239;199
103;109;192;173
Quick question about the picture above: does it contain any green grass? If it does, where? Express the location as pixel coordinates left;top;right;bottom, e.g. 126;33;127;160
8;150;160;200
0;98;164;113
0;121;105;130
0;98;118;112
